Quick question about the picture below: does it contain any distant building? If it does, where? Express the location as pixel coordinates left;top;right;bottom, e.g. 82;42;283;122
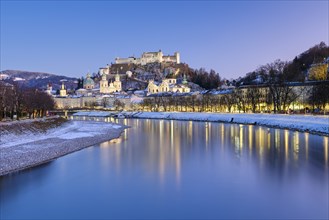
100;73;122;94
99;64;110;75
59;82;67;97
46;83;54;95
99;73;109;94
114;50;180;65
83;73;95;89
113;73;122;92
147;78;190;94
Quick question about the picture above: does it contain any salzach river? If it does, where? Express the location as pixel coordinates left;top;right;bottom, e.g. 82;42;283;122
1;119;328;219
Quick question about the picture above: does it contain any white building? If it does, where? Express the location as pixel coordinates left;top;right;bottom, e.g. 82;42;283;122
114;50;180;65
99;64;111;75
46;83;54;95
100;73;122;94
147;77;190;94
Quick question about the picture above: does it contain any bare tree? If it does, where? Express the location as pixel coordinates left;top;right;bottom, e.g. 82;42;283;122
246;87;261;113
309;83;329;113
114;99;125;111
221;94;235;112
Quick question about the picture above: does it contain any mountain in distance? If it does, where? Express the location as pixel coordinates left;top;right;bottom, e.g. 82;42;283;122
0;70;78;91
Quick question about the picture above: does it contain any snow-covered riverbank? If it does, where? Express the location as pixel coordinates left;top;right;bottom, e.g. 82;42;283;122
0;118;127;176
2;112;327;176
121;112;329;136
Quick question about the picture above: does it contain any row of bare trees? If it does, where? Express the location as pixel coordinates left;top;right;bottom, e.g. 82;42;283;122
139;83;329;113
0;83;55;120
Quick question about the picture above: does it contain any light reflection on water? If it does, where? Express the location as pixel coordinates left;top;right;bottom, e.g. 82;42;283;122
325;136;328;167
1;118;328;219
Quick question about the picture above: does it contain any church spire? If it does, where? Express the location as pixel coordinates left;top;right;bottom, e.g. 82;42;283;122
182;74;188;84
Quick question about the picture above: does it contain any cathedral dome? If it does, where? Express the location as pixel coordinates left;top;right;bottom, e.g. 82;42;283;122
84;74;94;85
84;78;94;86
83;73;95;89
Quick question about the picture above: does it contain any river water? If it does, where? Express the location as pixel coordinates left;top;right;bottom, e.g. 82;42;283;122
1;119;328;219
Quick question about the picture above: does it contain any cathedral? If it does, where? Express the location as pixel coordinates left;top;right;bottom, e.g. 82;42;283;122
100;72;122;94
83;73;95;90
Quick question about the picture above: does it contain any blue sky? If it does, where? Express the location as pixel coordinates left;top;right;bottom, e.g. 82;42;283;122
1;0;328;79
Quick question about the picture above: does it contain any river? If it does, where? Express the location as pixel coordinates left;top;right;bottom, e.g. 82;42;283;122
1;118;328;219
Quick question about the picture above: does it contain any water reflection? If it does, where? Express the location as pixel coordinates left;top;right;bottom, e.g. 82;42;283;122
102;119;329;185
325;137;328;167
69;116;328;177
1;118;328;219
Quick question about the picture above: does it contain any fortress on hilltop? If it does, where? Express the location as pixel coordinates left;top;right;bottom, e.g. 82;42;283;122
114;50;180;65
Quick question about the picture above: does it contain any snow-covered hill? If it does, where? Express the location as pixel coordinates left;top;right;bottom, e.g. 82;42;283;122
0;70;78;90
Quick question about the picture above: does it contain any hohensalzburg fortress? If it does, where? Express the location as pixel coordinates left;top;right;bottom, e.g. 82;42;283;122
115;50;180;65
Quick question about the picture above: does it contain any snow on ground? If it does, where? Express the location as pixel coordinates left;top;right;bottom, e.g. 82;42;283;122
13;77;25;81
0;119;126;176
122;112;329;135
1;120;122;148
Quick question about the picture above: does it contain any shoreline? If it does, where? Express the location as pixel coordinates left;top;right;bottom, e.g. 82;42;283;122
120;112;329;137
0;132;125;177
0;119;128;177
1;112;328;176
134;117;329;137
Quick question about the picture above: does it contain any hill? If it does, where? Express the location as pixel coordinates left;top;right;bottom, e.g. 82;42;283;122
236;42;329;85
0;70;78;91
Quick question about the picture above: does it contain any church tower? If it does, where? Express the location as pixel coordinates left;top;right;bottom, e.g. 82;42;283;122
59;82;67;97
182;74;188;84
113;72;122;92
100;73;109;93
46;83;53;95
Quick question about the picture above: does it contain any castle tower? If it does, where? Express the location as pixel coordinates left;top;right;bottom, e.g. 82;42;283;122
158;50;163;63
100;73;109;94
113;72;122;92
59;82;67;97
175;52;180;64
